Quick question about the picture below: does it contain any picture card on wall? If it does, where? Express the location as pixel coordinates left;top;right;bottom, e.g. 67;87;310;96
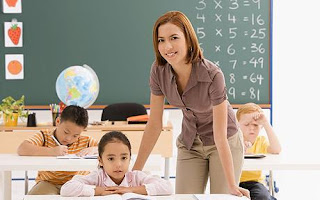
5;54;24;80
4;19;23;47
2;0;22;13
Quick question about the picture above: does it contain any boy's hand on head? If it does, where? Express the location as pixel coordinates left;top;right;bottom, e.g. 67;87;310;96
52;146;68;156
252;112;268;126
77;147;98;157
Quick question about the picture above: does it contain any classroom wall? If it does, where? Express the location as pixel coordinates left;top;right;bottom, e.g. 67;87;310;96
273;0;320;157
272;0;320;199
4;1;320;198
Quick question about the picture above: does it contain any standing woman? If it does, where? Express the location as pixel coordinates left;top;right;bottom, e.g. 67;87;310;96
133;11;249;197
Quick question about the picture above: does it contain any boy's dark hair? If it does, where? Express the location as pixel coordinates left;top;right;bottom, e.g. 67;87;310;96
60;105;88;128
98;131;132;158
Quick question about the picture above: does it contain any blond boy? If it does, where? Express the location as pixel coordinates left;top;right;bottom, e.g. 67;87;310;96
237;103;281;200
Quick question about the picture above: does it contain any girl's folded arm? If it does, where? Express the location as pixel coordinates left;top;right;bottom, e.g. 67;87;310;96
134;171;173;196
60;171;99;197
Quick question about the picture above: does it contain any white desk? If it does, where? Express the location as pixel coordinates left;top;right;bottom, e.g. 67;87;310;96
23;194;249;200
3;154;320;200
0;154;166;200
0;155;247;200
0;154;99;200
243;154;320;196
242;154;320;170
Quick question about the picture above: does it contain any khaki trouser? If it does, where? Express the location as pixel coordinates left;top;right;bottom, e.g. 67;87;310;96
27;181;62;195
175;131;244;194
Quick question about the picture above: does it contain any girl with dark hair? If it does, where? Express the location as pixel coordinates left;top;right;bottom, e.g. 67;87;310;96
61;131;172;197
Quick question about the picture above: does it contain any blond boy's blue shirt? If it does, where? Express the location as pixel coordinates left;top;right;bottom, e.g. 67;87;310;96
240;135;269;183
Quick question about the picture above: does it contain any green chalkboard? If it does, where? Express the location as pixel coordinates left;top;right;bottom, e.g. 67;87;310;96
0;0;271;105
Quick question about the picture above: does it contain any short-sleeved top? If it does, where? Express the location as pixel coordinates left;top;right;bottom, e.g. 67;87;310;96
149;58;238;150
26;129;98;185
240;136;269;183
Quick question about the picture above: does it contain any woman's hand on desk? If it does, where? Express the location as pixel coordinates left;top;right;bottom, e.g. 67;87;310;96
230;185;250;199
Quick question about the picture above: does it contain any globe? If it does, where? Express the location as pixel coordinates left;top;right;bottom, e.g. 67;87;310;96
56;64;99;108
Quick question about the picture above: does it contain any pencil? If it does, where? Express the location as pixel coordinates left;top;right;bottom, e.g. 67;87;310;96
51;135;61;146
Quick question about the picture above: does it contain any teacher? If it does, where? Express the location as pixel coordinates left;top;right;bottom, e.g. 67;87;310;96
133;11;249;198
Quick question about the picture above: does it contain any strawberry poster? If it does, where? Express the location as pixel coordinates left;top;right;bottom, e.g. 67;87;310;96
2;0;22;13
5;54;24;80
4;20;23;47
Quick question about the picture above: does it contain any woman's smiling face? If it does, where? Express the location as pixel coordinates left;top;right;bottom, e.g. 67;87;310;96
157;22;188;67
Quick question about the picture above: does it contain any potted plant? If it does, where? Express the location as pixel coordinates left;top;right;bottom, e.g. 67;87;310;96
0;95;28;126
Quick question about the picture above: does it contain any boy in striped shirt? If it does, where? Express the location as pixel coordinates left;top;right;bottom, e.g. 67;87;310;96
17;105;98;195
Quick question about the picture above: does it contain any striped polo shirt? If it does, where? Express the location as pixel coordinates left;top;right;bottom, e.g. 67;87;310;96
26;129;98;185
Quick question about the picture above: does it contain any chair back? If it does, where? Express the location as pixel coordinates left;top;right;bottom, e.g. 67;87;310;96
101;103;147;121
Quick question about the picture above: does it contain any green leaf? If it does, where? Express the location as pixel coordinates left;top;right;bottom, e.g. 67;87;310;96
0;95;27;119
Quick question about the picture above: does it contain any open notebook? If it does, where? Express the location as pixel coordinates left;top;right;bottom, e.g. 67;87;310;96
25;193;154;200
194;194;249;200
88;193;153;200
56;154;98;159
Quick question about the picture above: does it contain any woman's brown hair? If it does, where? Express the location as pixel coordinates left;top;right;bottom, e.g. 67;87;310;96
153;11;203;66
